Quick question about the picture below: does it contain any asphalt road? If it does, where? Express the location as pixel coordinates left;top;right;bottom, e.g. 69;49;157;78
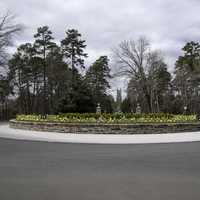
0;138;200;200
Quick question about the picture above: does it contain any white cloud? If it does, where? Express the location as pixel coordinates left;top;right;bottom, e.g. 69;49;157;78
1;0;200;95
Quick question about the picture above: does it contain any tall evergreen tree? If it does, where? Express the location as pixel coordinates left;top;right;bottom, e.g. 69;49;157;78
58;68;95;113
121;98;132;113
8;43;38;114
61;29;87;85
173;41;200;115
46;44;72;113
34;26;56;116
85;56;112;111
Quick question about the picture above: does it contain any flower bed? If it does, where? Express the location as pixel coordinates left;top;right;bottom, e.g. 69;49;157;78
10;113;200;134
16;113;197;124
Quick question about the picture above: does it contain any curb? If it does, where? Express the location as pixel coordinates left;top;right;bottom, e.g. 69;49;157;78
1;124;200;144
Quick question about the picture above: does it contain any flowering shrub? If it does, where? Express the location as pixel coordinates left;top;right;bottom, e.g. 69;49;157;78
16;113;197;124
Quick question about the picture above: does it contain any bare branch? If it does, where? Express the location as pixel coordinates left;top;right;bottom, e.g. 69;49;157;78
0;11;22;68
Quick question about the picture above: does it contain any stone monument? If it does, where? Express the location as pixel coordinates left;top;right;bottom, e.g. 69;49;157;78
96;103;101;114
136;103;141;114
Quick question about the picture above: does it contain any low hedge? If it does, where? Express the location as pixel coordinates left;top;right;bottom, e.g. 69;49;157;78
16;113;197;124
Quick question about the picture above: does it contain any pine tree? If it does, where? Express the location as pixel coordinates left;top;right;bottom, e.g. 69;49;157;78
61;29;87;85
85;56;112;111
33;26;56;116
8;43;36;114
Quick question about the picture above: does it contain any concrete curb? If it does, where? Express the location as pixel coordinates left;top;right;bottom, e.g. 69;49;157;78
1;124;200;144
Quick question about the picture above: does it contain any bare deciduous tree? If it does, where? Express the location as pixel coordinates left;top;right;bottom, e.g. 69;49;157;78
113;37;169;112
0;12;22;67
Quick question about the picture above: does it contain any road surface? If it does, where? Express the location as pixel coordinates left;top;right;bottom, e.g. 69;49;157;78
0;138;200;200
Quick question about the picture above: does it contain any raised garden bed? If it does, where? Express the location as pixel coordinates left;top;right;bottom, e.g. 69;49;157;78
9;113;200;134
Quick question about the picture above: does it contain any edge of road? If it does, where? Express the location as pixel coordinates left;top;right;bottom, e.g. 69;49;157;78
1;124;200;144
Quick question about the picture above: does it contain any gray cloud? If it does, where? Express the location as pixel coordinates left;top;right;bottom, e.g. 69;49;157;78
1;0;200;95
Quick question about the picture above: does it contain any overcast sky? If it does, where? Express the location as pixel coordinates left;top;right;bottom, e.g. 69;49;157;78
1;0;200;95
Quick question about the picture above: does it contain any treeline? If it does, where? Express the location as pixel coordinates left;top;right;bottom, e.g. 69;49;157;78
6;26;114;115
1;13;200;115
119;39;200;115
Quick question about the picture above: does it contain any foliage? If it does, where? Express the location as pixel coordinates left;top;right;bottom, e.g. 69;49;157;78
85;56;112;112
16;113;197;124
61;29;87;71
3;18;200;118
173;41;200;115
57;69;96;113
121;98;132;113
34;26;56;116
7;26;100;114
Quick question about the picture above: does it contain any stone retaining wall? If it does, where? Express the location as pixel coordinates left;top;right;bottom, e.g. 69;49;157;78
9;120;200;134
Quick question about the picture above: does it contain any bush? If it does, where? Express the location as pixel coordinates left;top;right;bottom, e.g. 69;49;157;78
16;113;197;124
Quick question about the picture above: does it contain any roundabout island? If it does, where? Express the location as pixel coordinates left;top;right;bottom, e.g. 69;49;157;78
1;113;200;144
9;119;200;135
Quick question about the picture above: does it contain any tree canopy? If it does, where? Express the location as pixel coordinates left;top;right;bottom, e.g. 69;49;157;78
1;14;200;116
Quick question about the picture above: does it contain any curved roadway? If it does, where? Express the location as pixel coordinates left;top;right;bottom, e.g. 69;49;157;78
0;136;200;199
2;124;200;144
